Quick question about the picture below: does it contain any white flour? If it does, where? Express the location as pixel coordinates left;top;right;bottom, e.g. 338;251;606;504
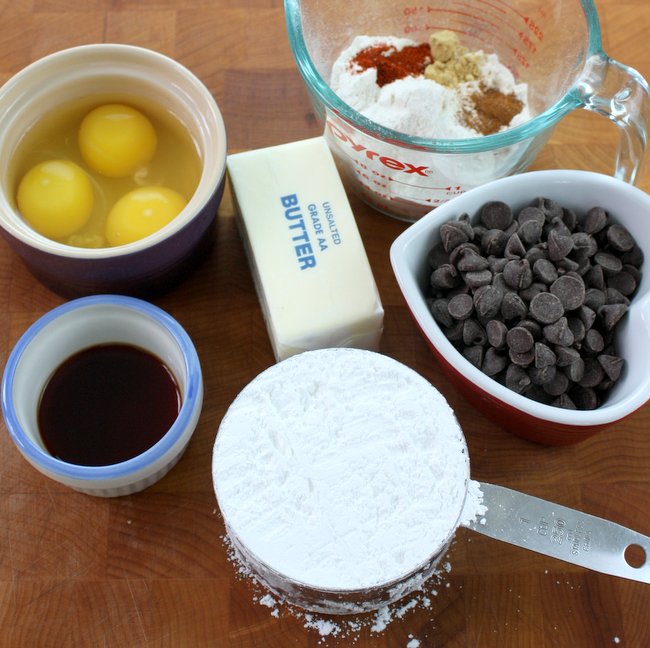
330;35;530;139
213;348;484;600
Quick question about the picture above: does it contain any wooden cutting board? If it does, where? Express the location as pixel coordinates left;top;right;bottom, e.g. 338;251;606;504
0;1;649;646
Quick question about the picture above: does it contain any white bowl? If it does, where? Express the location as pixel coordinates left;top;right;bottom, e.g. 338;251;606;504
1;295;203;496
390;170;650;444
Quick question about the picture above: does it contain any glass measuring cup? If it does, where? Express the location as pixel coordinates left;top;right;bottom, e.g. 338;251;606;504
285;0;650;221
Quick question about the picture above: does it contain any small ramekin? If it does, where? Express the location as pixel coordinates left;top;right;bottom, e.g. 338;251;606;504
0;44;227;297
1;295;203;496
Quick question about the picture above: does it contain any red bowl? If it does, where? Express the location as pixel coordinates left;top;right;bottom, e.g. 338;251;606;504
390;170;650;445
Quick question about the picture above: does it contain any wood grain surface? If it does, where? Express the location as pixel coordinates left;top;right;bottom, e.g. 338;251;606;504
1;1;649;646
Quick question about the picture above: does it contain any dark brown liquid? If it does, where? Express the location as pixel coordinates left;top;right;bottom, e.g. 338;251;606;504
38;343;181;466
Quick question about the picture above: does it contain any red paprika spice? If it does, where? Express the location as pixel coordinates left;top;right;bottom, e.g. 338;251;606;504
350;43;432;87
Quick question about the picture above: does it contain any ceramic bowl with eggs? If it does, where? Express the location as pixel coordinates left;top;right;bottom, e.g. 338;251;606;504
1;295;203;497
390;170;650;445
0;44;227;297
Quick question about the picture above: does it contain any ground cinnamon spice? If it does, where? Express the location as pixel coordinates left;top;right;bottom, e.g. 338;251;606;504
351;43;431;87
464;86;524;135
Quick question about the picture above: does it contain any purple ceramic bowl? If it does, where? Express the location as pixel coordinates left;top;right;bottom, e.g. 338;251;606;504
0;44;227;297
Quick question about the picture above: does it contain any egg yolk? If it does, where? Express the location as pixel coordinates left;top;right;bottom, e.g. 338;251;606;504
105;186;187;247
78;104;157;178
16;160;94;240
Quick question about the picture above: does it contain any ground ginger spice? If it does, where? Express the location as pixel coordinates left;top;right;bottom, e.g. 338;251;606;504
424;30;484;87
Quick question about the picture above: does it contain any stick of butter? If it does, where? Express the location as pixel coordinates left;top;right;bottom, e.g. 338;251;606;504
227;137;384;362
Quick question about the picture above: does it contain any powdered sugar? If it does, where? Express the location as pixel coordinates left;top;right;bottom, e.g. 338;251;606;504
213;348;484;611
330;35;530;139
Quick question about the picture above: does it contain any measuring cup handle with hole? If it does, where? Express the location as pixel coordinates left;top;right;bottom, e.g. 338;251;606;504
579;54;650;184
463;483;650;584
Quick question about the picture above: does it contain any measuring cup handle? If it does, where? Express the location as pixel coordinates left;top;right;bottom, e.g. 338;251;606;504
580;54;650;184
463;482;650;584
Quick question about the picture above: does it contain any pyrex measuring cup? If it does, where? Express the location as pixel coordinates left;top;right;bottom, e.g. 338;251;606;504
285;0;650;221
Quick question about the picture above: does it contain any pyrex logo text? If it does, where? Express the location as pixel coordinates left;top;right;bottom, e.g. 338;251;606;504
326;119;431;177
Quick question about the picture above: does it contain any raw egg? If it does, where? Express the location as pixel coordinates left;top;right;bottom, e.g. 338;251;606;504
105;186;187;246
78;104;157;178
16;159;94;240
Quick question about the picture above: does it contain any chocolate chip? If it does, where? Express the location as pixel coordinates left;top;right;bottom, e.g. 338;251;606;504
505;363;531;393
529;364;557;386
562;207;578;231
533;258;558;284
550;274;585;311
529;292;564;324
463;319;487;346
525;245;548;265
519;282;547;302
607;224;635;252
503;259;533;290
486;319;508;349
463;269;493;290
473;285;502;319
567;317;586;344
518;319;542;340
570;385;599;409
552;393;577;409
571;232;597;261
448;293;474;320
482;229;509;256
506;326;534;353
583;328;605;354
518;219;543;246
584;288;606;310
483;347;508;376
449;242;480;267
518;205;545;226
504;232;526;259
431;264;460;290
598;354;624;381
605;287;630;306
550;216;573;239
547;228;574;261
583;206;608;234
598;303;628;330
579;357;605;388
487;255;509;273
543;371;570;397
594;251;623;276
564;357;585;383
577;305;596;331
554;345;581;367
454;248;486;273
509;347;535;367
606;271;637;296
558;257;580;273
429;298;454;328
621;244;644;267
584;264;605;291
480;201;513;230
543;316;574;346
501;291;528;320
440;221;470;253
534;342;556;368
537;197;564;221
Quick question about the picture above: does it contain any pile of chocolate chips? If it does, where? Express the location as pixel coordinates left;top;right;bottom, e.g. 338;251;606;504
427;198;643;410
